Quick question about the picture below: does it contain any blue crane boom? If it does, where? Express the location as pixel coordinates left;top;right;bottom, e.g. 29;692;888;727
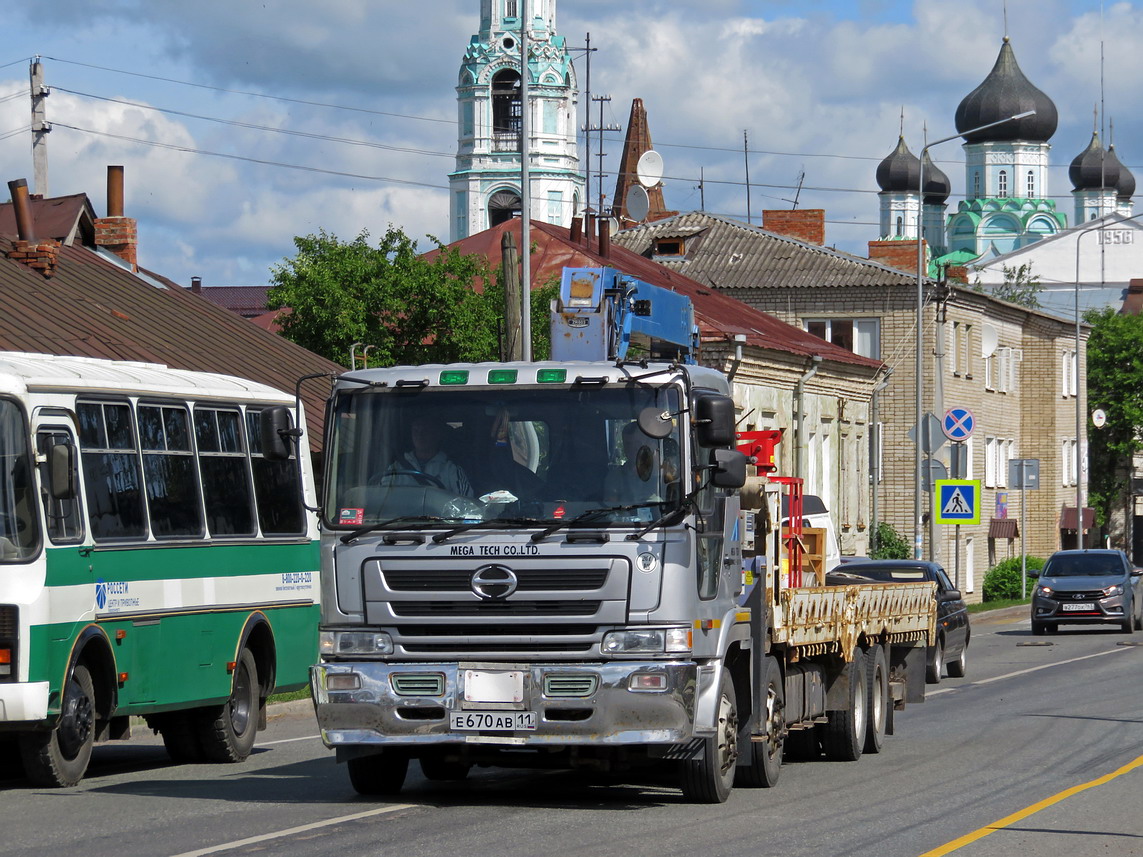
550;267;699;363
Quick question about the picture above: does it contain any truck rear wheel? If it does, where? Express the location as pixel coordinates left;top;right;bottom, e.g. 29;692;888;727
348;750;409;796
864;646;888;754
823;650;866;762
680;670;737;803
735;657;783;788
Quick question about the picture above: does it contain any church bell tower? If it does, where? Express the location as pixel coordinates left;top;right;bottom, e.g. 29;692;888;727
449;0;585;241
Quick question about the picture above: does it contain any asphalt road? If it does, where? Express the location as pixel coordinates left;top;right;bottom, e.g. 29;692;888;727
4;608;1142;857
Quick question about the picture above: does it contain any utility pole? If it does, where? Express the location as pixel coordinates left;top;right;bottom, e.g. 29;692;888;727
743;131;751;225
519;0;532;359
578;33;597;246
588;95;621;219
30;58;50;197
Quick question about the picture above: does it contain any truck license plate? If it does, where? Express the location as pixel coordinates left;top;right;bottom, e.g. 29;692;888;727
449;711;537;731
1061;602;1094;612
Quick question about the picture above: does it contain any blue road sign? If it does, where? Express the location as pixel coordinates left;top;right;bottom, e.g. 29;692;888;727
934;479;981;525
943;407;975;442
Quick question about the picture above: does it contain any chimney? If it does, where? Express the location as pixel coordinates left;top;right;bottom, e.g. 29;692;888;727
6;177;60;277
599;218;611;258
868;239;926;276
762;209;826;245
190;276;202;292
570;216;582;244
94;165;139;270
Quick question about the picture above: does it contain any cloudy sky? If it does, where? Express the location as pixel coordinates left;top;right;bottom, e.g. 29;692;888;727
1;0;1136;287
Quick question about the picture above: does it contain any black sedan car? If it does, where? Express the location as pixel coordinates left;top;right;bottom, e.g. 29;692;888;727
827;560;969;683
1029;549;1143;635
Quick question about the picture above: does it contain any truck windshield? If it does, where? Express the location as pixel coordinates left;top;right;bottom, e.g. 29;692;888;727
0;399;40;562
325;383;684;529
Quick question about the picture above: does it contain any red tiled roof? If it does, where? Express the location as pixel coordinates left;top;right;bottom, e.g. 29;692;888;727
436;220;882;369
193;285;273;318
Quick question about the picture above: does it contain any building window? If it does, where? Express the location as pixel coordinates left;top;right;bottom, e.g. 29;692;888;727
998;170;1008;198
896;215;903;236
1062;439;1078;486
547;190;562;224
505;0;518;18
950;321;960;375
455;191;467;239
1026;170;1035;198
985;436;997;487
654;238;685;257
961;324;973;377
963;436;974;479
804;318;880;359
984;353;995;391
491;69;522;152
973;172;981;199
1062;349;1077;397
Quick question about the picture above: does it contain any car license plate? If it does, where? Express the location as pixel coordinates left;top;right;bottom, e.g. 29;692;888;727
1061;602;1094;612
449;711;537;731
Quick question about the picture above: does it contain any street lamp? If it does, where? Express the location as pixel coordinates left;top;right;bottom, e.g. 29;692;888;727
1072;211;1143;549
914;111;1035;559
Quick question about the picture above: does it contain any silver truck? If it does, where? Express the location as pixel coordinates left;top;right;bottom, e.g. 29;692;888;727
308;267;934;802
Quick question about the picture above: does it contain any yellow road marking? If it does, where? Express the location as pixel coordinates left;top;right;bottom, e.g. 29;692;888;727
917;753;1143;856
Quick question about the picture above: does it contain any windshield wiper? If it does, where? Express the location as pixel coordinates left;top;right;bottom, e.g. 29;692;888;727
340;515;451;544
626;505;689;541
431;517;542;544
530;503;664;543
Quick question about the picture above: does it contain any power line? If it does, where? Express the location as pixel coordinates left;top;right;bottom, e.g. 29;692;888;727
50;123;452;190
53;87;454;158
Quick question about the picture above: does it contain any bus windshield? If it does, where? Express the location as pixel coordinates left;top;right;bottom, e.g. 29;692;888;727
326;383;684;529
0;399;40;561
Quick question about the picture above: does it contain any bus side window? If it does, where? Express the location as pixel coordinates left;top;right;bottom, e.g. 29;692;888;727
36;430;84;544
246;409;305;536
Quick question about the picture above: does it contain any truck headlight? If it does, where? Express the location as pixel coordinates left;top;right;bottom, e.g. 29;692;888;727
601;627;691;655
320;630;394;656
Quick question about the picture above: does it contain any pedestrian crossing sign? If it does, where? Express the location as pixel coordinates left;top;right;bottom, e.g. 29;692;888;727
933;480;980;525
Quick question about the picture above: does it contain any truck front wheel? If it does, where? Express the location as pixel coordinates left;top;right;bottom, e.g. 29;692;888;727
823;650;866;762
348;750;409;796
735;657;783;788
680;670;738;803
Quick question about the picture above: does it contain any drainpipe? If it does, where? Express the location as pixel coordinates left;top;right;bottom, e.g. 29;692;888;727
793;354;822;484
725;333;746;384
869;367;893;555
8;179;35;242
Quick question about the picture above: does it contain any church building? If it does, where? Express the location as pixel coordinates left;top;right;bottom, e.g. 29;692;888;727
449;0;585;242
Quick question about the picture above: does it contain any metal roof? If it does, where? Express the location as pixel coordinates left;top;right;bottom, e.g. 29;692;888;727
0;234;342;450
612;211;918;292
443;219;882;370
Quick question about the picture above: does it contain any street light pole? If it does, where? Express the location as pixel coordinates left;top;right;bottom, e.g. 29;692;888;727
913;110;1035;560
1072;211;1143;549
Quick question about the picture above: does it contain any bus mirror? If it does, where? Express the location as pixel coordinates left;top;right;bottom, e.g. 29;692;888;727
260;406;295;460
48;441;77;500
637;406;673;439
710;448;747;488
694;395;736;447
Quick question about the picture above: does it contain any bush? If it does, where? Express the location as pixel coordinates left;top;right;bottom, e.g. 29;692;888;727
983;555;1045;601
870;522;910;559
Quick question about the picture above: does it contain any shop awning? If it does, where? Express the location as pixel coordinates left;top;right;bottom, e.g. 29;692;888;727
988;518;1019;540
1059;506;1096;531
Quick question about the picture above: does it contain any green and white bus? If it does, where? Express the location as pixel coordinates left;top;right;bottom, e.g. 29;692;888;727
0;352;320;786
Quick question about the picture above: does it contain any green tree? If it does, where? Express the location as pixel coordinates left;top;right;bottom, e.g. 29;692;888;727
870;521;910;559
1084;307;1143;530
269;226;537;367
973;263;1042;308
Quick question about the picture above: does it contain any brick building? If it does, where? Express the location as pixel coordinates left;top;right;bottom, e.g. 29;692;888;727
615;210;1089;598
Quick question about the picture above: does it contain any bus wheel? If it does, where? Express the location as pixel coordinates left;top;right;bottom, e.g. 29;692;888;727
680;670;738;803
823;649;866;762
348;750;409;796
735;656;783;788
199;648;259;763
20;664;96;787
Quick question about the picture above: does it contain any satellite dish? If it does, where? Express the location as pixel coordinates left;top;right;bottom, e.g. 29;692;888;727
625;185;650;223
981;324;998;358
636;150;664;188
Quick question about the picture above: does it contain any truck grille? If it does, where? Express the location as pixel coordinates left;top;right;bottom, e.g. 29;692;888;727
364;557;630;659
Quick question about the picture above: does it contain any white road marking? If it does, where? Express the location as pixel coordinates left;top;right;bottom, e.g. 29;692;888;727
167;803;417;857
927;645;1133;695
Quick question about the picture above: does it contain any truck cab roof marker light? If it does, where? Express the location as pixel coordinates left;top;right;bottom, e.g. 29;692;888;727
438;371;469;386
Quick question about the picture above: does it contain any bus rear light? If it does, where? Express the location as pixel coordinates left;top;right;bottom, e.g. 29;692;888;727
0;648;10;677
227;661;237;674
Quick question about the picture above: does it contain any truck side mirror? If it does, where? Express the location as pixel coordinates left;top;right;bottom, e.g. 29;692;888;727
694;394;736;447
260;406;296;461
48;440;77;500
709;448;747;488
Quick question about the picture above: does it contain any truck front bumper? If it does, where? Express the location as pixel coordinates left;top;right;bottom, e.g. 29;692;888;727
311;660;700;748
